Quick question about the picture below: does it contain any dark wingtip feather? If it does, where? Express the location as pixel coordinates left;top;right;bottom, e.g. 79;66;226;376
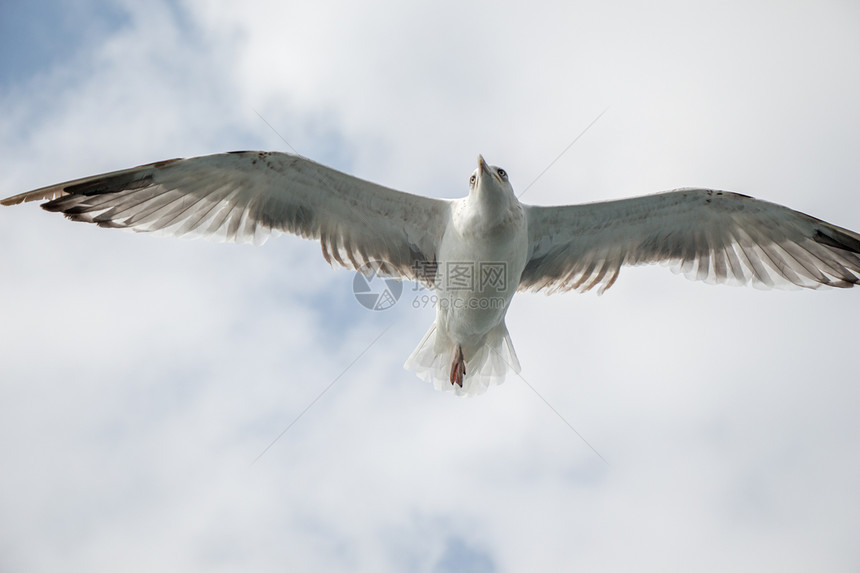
0;195;24;206
64;172;155;197
41;200;67;213
813;229;860;254
96;219;126;229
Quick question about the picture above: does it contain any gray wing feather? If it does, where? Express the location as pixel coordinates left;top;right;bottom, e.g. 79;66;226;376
521;188;860;294
2;151;450;278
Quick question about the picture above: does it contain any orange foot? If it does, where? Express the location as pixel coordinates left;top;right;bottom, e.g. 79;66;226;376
449;345;466;388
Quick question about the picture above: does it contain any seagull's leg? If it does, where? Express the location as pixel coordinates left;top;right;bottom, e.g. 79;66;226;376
449;345;466;388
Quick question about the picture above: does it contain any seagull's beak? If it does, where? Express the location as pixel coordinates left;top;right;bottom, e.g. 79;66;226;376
477;154;487;174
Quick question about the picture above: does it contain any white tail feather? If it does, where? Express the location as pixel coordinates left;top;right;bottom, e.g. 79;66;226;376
404;322;521;397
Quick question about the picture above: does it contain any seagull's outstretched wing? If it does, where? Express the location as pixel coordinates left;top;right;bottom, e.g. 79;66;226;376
521;188;860;294
2;151;449;277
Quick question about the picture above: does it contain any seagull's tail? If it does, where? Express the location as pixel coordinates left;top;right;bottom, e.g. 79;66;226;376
404;321;521;397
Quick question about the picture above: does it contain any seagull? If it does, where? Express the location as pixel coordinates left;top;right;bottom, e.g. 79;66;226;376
4;151;860;396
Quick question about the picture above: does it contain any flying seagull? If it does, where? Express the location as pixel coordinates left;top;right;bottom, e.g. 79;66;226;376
4;152;860;396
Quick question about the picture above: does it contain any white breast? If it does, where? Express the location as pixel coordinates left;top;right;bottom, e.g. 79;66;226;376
434;197;529;342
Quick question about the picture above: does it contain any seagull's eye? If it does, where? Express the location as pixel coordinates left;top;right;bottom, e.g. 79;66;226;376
469;174;476;185
497;168;507;179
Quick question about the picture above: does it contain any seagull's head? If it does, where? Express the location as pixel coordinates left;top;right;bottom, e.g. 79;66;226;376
469;154;515;200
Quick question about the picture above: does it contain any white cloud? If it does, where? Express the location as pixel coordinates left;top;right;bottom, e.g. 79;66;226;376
1;1;859;571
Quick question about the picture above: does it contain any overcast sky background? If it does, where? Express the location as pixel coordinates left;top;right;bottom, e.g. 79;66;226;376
1;1;859;571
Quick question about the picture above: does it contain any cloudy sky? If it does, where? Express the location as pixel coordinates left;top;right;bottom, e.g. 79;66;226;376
1;1;859;571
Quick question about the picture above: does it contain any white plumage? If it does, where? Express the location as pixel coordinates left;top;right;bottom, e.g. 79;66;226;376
4;151;860;396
